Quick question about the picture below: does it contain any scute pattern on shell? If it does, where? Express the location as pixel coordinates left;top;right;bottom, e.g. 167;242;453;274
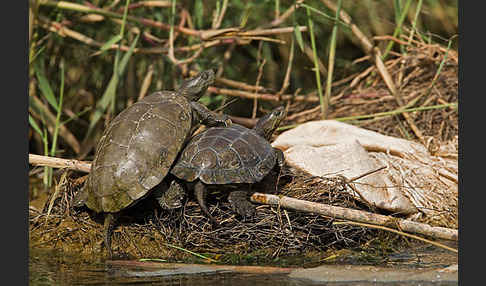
171;124;276;185
84;91;193;213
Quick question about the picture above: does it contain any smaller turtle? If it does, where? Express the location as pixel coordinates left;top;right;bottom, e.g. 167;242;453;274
169;106;287;223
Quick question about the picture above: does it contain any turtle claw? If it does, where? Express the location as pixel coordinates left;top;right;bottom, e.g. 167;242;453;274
232;201;256;220
222;116;232;127
210;113;231;128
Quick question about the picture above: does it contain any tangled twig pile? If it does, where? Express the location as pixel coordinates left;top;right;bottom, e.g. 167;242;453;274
29;168;385;260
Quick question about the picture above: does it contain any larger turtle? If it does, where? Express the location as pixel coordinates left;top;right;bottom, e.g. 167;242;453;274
169;106;287;223
73;70;230;258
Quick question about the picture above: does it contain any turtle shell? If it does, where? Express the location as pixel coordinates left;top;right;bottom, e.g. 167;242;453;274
84;91;193;213
171;124;277;185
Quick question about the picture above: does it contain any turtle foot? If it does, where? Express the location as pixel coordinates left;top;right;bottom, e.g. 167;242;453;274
154;180;185;210
228;191;256;219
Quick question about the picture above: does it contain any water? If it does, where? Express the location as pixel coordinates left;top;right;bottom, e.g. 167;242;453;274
29;248;303;286
29;248;457;285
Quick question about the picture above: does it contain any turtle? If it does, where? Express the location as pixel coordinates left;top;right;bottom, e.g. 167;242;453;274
168;106;287;223
73;70;231;258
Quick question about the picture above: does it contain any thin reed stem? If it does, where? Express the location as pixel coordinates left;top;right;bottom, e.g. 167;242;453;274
324;0;342;120
383;0;413;60
306;7;324;119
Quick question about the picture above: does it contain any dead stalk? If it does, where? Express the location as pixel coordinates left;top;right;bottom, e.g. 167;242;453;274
334;221;457;253
29;154;91;173
250;192;458;241
208;87;320;103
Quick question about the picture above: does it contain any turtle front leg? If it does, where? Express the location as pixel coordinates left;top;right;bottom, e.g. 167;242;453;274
103;212;118;259
194;181;218;225
270;148;285;194
274;148;285;168
228;190;256;219
153;179;186;210
191;102;232;127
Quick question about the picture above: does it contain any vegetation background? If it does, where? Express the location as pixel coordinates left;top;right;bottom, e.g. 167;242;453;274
28;0;458;188
28;0;458;266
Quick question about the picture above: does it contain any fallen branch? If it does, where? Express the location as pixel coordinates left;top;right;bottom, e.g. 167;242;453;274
29;154;91;173
250;193;458;241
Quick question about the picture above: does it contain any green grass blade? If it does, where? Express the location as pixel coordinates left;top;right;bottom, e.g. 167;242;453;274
139;258;167;263
275;0;280;18
333;103;457;121
50;60;65;157
394;0;402;24
293;23;305;52
424;35;456;97
29;114;44;137
118;0;131;42
394;0;405;54
277;103;457;131
42;127;50;186
117;33;140;75
164;243;218;263
408;0;423;44
323;0;342;120
306;6;324;119
299;3;348;28
86;75;118;135
100;34;123;52
300;3;336;23
86;10;138;137
382;0;413;59
194;0;203;28
292;2;304;52
29;45;45;65
60;107;92;125
240;4;252;28
35;62;58;111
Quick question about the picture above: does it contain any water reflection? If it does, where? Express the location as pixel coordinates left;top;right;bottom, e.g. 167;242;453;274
29;247;457;286
29;248;303;286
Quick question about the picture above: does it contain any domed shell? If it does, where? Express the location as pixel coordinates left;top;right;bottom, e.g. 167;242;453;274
171;124;277;185
84;91;193;213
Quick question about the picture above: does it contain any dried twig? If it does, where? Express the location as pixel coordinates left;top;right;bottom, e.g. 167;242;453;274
250;193;458;241
277;37;295;97
215;77;265;93
268;3;297;28
334;221;457;253
252;50;266;119
208;87;319;103
138;64;154;101
29;154;91;173
116;0;171;12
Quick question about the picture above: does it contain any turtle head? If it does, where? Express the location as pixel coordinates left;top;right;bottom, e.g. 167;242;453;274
177;70;215;101
253;106;287;140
